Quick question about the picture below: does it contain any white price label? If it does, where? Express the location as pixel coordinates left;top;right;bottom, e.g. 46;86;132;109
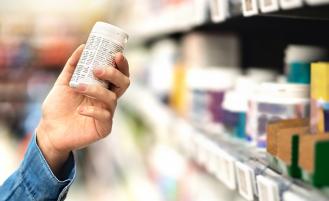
203;140;218;173
193;0;209;25
257;175;280;201
176;123;194;156
213;146;225;181
283;191;308;201
305;0;329;5
195;135;209;165
209;0;229;23
242;0;259;16
235;161;256;201
221;153;237;190
279;0;302;9
259;0;279;13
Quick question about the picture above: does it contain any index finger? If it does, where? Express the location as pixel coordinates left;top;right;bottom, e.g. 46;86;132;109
55;44;85;86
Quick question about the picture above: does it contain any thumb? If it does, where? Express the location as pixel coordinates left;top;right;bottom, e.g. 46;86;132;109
55;44;85;86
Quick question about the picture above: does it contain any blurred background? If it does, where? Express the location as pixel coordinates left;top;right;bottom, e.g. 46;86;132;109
1;0;329;201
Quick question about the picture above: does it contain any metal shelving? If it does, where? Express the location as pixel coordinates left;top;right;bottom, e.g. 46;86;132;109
121;84;329;201
125;3;329;42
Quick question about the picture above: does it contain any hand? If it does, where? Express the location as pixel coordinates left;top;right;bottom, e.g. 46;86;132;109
36;44;130;176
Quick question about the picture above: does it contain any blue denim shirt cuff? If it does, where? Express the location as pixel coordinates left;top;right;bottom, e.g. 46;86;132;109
20;134;76;201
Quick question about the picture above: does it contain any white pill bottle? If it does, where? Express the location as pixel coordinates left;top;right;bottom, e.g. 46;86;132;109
70;22;129;88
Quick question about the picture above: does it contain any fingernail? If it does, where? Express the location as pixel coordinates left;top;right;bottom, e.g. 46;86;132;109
94;67;104;76
78;83;87;92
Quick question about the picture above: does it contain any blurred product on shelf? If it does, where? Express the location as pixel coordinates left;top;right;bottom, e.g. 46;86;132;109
266;118;309;178
181;32;240;68
124;84;329;201
0;16;83;139
114;0;209;38
222;88;247;139
299;134;329;187
246;83;310;147
222;68;277;139
186;67;240;133
148;39;179;102
246;68;277;83
170;61;188;116
276;125;310;177
310;62;329;134
222;77;257;139
284;45;328;84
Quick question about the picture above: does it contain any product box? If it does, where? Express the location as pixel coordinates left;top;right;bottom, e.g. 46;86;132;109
299;134;329;187
276;126;310;178
266;119;309;173
310;62;329;134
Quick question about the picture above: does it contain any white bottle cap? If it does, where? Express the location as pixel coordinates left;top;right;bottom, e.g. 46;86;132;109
254;82;310;104
222;76;258;112
246;68;277;83
285;44;327;63
222;90;249;112
92;21;129;46
187;67;241;91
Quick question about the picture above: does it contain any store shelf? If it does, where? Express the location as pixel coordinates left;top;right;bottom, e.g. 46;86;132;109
121;84;329;201
126;3;329;42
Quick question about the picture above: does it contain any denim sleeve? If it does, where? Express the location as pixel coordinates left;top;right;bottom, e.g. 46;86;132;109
0;134;76;201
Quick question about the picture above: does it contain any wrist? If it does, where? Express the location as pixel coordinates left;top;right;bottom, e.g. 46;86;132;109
36;120;70;177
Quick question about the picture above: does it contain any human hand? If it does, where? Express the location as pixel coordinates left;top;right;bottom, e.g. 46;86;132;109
36;45;130;175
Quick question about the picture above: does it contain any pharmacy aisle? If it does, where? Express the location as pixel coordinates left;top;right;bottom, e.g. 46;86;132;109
1;0;329;201
109;1;329;201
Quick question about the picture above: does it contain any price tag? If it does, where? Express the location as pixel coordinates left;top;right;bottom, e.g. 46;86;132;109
195;135;209;165
193;0;209;25
259;0;279;13
212;145;225;181
209;0;229;23
283;191;308;201
305;0;329;5
175;120;193;155
235;161;256;201
257;175;280;201
203;139;218;173
242;0;259;16
279;0;303;9
221;152;237;190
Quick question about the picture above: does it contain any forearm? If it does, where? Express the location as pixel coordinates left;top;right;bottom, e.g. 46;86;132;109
0;134;76;201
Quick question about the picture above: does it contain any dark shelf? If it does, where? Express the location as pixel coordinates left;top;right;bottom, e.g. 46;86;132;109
145;6;329;72
267;4;329;20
